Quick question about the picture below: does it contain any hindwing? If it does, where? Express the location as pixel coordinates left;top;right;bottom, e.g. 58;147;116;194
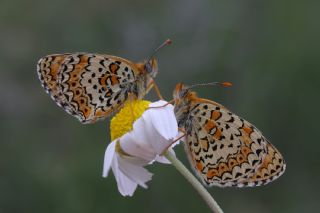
184;100;285;187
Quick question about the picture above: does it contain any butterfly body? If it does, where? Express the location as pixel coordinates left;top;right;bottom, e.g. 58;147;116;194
173;83;286;187
37;53;158;124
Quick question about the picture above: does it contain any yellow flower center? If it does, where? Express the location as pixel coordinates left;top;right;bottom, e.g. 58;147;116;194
110;100;151;141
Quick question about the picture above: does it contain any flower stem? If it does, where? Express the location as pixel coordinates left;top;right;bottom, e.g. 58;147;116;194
164;151;223;213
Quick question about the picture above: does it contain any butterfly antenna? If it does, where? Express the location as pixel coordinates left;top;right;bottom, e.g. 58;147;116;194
147;39;172;62
188;82;232;89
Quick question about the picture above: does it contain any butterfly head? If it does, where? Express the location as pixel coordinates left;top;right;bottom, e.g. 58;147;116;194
173;82;233;105
144;58;158;78
138;39;171;78
173;83;196;105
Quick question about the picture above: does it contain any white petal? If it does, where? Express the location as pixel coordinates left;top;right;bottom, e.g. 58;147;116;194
148;100;178;140
131;115;160;151
120;100;180;158
102;141;116;177
121;115;166;161
118;155;153;188
119;153;150;166
120;129;157;162
132;121;168;157
111;156;137;196
142;103;178;154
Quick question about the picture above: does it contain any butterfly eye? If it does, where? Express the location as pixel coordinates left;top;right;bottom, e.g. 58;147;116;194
145;62;153;74
179;89;188;98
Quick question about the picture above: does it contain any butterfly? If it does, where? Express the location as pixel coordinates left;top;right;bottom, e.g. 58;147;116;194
173;82;286;187
37;39;171;124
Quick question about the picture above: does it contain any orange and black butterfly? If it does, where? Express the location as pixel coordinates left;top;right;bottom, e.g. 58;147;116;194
37;39;171;124
173;82;286;187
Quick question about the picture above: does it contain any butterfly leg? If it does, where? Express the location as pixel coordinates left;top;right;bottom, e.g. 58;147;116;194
147;99;175;109
161;130;187;155
146;79;164;100
178;127;186;134
127;93;138;120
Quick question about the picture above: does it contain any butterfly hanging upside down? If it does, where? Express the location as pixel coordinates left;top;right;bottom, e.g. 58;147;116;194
173;82;286;187
37;39;171;124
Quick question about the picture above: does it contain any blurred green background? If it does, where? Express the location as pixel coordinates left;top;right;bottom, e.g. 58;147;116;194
1;0;319;212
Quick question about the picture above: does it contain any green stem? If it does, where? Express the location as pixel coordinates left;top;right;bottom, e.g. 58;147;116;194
164;151;223;213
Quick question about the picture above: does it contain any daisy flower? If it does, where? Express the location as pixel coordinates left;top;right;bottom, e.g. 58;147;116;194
102;99;222;213
102;100;179;196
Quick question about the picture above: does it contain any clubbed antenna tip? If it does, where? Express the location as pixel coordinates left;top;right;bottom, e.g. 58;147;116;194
147;39;172;61
221;82;232;87
189;81;233;89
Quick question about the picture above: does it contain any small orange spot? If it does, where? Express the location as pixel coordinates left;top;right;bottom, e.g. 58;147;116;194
228;158;238;168
47;56;66;83
111;75;119;85
211;110;221;121
70;65;85;82
204;120;215;132
205;120;223;140
213;128;223;140
79;55;88;64
259;146;274;169
95;109;102;116
95;108;112;117
99;76;108;86
249;174;258;181
200;139;209;151
241;146;251;157
76;64;86;71
73;56;88;72
237;154;245;163
110;63;119;73
241;136;252;146
207;169;218;179
218;163;229;175
49;63;60;80
196;162;203;171
242;126;253;136
83;107;92;118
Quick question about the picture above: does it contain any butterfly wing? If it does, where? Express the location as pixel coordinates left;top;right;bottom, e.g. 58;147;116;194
37;53;73;114
184;100;285;187
37;53;138;123
236;142;286;186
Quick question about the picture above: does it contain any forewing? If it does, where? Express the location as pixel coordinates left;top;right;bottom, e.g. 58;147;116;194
37;53;137;123
185;101;285;187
